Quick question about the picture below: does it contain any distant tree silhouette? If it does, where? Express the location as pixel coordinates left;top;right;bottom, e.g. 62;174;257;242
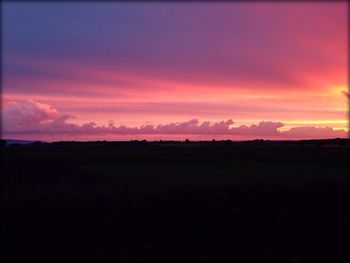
336;138;345;147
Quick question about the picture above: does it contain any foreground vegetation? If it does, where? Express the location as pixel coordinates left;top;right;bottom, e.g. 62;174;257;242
2;139;349;262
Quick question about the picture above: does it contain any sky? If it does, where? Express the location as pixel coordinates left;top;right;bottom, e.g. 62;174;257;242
1;2;349;141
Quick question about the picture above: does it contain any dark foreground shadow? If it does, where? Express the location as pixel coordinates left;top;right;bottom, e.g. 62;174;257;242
2;139;349;262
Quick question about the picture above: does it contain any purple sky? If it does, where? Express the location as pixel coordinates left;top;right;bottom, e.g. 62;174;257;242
2;2;349;141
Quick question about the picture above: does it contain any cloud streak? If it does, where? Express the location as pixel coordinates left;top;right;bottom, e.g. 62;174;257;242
3;2;347;94
2;100;347;140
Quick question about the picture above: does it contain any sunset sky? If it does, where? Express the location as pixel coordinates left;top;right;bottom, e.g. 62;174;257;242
2;2;349;141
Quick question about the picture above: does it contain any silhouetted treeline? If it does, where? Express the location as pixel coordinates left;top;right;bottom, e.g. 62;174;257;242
2;137;350;148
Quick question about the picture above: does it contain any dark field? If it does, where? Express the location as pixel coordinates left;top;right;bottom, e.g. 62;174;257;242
2;139;349;262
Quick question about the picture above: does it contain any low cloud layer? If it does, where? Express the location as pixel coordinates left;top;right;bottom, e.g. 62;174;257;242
2;99;59;131
2;100;348;139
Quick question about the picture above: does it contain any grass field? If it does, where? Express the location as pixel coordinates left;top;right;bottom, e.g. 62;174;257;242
2;139;349;262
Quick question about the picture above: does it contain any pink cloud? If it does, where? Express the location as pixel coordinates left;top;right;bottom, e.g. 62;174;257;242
231;122;284;136
1;100;348;140
2;99;59;131
283;126;348;139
